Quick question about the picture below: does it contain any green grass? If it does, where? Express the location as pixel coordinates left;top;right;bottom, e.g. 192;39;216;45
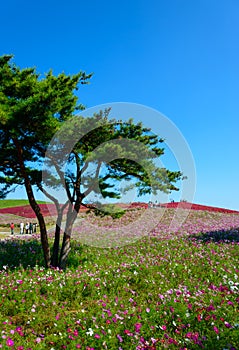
0;237;238;349
0;199;48;209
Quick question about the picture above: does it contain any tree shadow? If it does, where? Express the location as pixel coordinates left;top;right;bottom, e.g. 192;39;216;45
0;237;86;270
188;228;239;243
0;238;45;269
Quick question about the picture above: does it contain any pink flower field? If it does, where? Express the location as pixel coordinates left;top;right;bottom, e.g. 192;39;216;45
0;204;238;349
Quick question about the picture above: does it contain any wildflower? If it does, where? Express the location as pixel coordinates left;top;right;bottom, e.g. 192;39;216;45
224;321;232;328
86;328;94;336
135;323;142;333
73;330;78;336
117;334;123;342
185;332;192;339
197;314;202;321
124;329;133;336
6;338;14;347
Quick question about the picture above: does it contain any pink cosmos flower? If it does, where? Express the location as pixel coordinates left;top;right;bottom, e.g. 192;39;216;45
73;329;78;336
135;323;142;333
117;334;123;342
6;338;14;347
224;321;232;328
185;332;192;339
124;329;133;336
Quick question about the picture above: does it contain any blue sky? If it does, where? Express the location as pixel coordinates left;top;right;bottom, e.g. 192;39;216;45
1;0;239;210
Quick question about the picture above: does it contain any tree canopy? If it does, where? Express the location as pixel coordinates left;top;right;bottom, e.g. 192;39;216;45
0;55;182;268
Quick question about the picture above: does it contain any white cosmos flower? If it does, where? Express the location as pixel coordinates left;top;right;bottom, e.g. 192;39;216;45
86;328;94;336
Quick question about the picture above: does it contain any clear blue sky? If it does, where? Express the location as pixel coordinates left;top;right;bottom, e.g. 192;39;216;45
1;0;239;210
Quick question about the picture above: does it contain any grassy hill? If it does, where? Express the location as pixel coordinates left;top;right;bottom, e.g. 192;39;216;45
0;199;48;209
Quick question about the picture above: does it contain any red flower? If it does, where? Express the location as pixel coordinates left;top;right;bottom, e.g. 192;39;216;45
197;314;202;322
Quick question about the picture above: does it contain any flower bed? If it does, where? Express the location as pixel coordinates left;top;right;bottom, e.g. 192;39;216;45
0;207;238;349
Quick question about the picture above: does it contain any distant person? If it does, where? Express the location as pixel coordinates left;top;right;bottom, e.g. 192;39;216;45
20;222;24;234
29;222;33;234
25;222;29;234
10;222;14;235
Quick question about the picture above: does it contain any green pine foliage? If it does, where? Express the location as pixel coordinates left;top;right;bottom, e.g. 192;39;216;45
0;55;182;268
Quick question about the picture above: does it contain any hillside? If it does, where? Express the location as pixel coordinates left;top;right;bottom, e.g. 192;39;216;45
0;199;48;209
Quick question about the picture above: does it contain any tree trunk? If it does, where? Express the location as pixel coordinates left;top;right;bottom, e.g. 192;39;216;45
13;137;51;268
51;210;63;267
26;190;50;268
59;203;78;269
36;210;51;268
59;231;71;270
25;190;50;268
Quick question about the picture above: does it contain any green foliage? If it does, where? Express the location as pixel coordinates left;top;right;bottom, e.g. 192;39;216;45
0;239;44;268
0;54;92;199
0;55;182;206
0;55;183;268
89;203;126;219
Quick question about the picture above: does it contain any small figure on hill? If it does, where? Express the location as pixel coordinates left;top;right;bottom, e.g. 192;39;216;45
20;222;24;234
10;222;14;235
25;222;29;234
29;222;33;234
